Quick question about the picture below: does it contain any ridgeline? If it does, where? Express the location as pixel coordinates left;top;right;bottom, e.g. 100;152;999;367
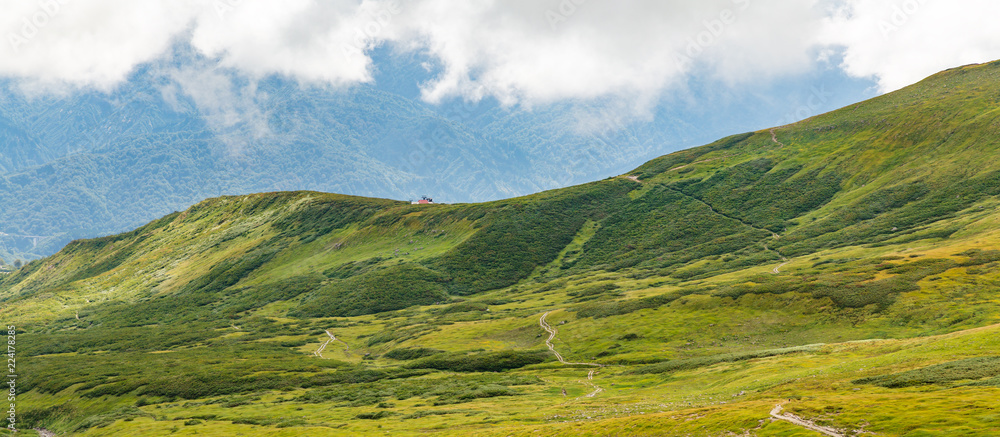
3;61;1000;436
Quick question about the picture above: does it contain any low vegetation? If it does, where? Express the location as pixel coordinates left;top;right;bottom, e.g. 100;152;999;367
3;61;1000;435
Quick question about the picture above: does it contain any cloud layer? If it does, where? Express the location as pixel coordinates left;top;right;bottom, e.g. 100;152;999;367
1;0;998;100
820;0;1000;92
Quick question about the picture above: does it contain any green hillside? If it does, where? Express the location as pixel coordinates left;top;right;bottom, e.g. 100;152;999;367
2;61;1000;436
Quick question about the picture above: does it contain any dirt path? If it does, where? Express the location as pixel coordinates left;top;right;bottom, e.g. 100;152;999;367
540;312;602;367
315;330;349;358
761;243;790;274
583;369;603;398
764;245;790;274
770;403;843;437
314;332;334;358
333;331;351;355
625;175;641;182
540;312;604;398
34;428;56;437
772;259;791;274
668;185;791;275
770;129;787;147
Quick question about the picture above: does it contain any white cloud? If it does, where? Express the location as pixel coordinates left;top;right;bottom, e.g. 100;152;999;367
0;0;384;91
162;62;271;154
0;0;998;101
383;0;822;106
819;0;1000;92
1;0;193;91
188;0;384;86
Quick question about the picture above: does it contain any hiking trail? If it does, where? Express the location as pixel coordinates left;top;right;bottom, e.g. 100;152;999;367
315;330;349;358
540;312;604;398
770;403;843;437
770;129;787;147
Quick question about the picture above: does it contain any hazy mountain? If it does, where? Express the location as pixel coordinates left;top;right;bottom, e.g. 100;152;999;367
0;50;873;261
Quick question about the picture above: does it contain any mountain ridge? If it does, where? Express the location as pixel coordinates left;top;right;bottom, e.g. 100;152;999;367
0;50;875;262
2;60;1000;436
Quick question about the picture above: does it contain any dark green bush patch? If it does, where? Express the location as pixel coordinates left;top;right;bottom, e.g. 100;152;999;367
574;291;694;319
630;132;754;179
574;184;772;272
355;411;396;420
430;180;635;294
383;347;445;361
715;257;959;310
632;345;822;375
71;406;155;432
438;301;490;314
291;263;449;317
854;356;1000;388
567;283;622;302
404;350;549;372
296;374;540;407
679;159;844;232
323;257;385;279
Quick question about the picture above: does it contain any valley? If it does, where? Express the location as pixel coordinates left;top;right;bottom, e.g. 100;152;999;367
1;61;1000;436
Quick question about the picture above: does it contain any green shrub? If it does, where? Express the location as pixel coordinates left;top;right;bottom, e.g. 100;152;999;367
405;350;549;372
574;292;689;319
270;195;399;240
680;159;843;232
633;345;822;374
291;263;449;317
355;411;395;420
384;347;444;360
854;356;1000;388
567;283;621;302
630;132;754;179
429;180;634;294
439;301;490;314
573;185;771;271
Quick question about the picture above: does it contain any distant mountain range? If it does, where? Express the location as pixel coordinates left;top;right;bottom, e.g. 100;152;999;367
0;49;873;261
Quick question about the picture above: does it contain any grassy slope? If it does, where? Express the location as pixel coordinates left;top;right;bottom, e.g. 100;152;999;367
2;61;1000;436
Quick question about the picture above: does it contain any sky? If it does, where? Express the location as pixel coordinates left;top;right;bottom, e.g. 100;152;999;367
1;0;999;105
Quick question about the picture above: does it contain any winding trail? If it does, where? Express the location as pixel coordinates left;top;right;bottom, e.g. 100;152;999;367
540;312;602;367
770;403;843;437
770;129;787;147
667;185;792;275
583;369;603;398
540;312;604;398
763;245;791;274
335;333;351;355
315;330;349;358
772;258;791;274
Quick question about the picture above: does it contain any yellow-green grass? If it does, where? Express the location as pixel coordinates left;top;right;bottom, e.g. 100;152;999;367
6;61;1000;435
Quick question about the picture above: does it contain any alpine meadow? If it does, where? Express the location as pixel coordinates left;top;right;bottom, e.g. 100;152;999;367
3;60;1000;436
